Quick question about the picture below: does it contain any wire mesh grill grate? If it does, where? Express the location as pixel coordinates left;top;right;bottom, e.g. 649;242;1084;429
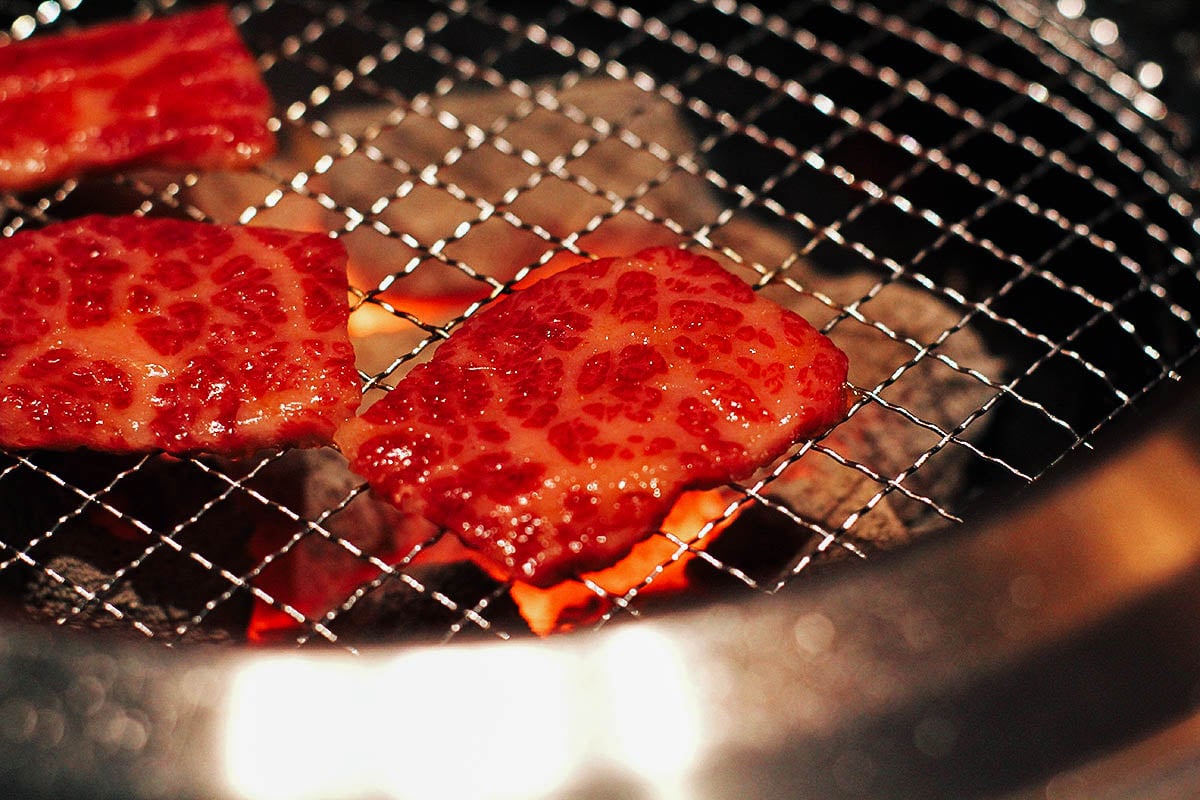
0;0;1197;648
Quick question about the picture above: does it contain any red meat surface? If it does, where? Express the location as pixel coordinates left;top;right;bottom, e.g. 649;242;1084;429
0;215;359;454
336;247;850;588
0;6;274;191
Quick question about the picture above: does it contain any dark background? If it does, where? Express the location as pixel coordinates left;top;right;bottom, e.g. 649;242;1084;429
1091;0;1200;155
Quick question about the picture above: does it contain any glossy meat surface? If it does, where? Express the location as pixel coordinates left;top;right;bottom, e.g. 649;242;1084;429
0;6;274;191
0;215;358;454
336;247;849;587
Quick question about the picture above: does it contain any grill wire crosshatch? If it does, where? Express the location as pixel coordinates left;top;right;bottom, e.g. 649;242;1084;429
0;0;1197;647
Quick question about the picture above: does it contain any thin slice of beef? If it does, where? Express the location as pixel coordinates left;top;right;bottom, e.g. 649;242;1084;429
336;247;849;587
0;215;359;455
0;6;274;191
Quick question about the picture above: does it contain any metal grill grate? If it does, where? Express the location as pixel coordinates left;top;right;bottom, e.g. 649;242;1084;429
0;0;1197;648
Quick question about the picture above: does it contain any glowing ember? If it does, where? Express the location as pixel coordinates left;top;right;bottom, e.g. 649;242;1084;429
245;481;741;641
245;508;493;644
511;488;739;635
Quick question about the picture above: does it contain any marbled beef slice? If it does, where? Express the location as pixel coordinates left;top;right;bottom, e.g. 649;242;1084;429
336;247;850;588
0;6;274;191
0;215;359;455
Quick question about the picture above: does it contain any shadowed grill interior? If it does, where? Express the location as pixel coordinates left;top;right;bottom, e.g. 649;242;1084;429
0;0;1196;648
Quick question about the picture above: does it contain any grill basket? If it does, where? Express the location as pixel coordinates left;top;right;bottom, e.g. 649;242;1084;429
1;0;1196;647
0;0;1199;797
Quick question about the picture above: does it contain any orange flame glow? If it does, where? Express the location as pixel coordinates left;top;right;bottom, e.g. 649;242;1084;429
510;488;739;635
244;488;741;642
244;514;492;644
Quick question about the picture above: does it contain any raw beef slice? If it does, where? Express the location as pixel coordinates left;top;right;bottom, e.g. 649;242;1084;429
0;6;274;191
0;215;359;454
336;247;850;587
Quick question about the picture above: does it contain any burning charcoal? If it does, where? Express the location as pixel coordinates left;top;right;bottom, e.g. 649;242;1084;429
243;448;471;643
329;561;529;644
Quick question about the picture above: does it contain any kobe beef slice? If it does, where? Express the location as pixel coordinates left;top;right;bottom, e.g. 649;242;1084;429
0;6;275;191
335;247;850;587
0;215;359;455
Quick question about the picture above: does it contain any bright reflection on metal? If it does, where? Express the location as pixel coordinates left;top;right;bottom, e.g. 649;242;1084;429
35;1;60;24
221;629;702;800
222;647;576;800
1134;92;1167;120
1137;61;1164;90
1090;18;1119;46
10;15;35;39
596;626;702;798
1057;0;1085;19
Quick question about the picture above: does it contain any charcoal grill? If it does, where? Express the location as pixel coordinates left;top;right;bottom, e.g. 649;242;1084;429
0;0;1199;797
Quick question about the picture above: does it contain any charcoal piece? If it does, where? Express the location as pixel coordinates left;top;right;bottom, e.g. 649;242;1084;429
819;274;1007;524
684;503;814;589
9;453;260;640
330;561;529;643
244;448;436;633
250;447;392;528
23;555;233;644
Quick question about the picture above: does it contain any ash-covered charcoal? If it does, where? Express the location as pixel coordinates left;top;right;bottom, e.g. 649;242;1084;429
0;452;147;616
23;555;234;644
765;273;1007;554
249;447;396;530
10;453;265;641
328;561;529;644
833;275;1005;507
